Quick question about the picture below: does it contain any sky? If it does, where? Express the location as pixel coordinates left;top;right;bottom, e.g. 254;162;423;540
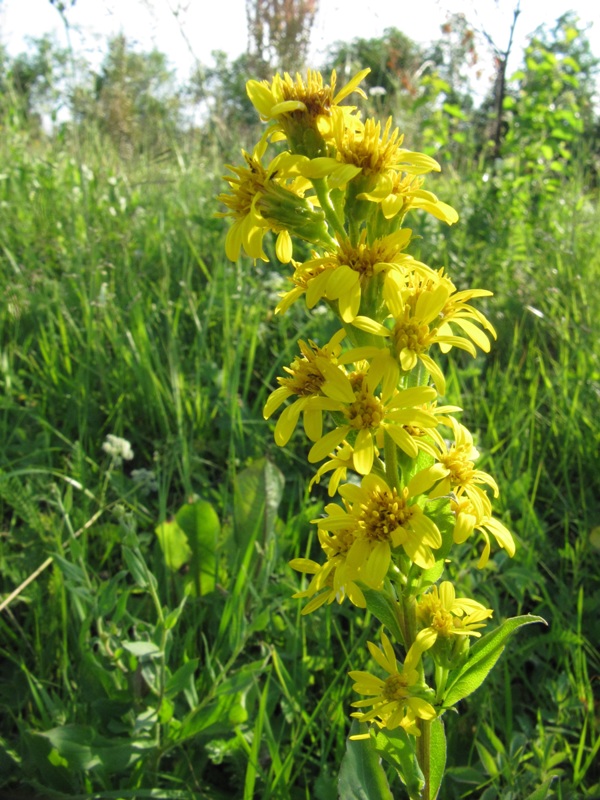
0;0;598;89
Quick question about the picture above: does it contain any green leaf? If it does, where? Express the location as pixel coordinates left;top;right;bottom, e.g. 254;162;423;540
429;718;446;799
34;725;154;773
420;559;445;588
442;103;468;121
121;641;162;659
176;500;220;595
233;457;284;550
524;776;557;799
338;723;394;800
442;615;546;708
374;727;424;799
155;518;192;572
358;584;404;644
165;659;199;702
426;497;455;560
122;546;152;589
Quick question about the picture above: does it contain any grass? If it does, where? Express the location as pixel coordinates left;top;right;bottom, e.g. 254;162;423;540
0;101;599;799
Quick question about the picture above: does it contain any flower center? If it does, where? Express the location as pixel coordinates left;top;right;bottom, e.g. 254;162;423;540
393;316;434;356
280;72;334;118
359;488;411;542
346;389;385;430
337;117;403;175
383;673;409;702
440;446;475;485
431;608;456;637
328;527;356;556
279;339;336;397
220;151;268;218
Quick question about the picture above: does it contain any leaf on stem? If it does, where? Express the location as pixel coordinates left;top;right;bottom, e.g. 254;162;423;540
442;614;547;708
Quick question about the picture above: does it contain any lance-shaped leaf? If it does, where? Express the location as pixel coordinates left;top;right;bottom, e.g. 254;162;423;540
374;727;424;800
357;582;404;645
429;717;447;800
338;722;394;800
442;614;546;708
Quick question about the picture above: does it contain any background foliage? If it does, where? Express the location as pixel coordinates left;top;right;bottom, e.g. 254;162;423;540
0;5;599;798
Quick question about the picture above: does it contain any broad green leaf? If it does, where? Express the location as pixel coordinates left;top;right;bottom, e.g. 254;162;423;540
121;641;162;659
429;718;446;799
358;584;404;645
233;457;284;550
34;725;154;772
155;518;192;572
176;500;220;595
374;727;423;799
442;615;546;708
338;723;394;800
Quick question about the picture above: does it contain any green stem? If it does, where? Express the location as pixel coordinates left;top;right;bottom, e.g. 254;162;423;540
312;178;346;241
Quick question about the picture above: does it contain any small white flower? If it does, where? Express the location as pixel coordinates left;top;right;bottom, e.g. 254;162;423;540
131;468;158;495
102;434;134;463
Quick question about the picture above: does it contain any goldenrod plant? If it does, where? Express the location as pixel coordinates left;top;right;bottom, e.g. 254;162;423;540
219;68;545;800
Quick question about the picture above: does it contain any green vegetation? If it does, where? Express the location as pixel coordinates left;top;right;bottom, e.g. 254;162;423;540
1;10;599;799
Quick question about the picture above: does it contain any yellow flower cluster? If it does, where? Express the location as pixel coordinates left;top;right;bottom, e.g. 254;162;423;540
220;67;515;740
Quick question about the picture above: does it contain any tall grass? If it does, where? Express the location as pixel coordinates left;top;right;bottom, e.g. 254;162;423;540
1;103;599;798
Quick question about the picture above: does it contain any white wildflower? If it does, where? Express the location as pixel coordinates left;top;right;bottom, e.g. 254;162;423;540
102;434;134;463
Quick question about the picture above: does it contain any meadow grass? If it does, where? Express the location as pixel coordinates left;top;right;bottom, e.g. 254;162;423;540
0;111;599;799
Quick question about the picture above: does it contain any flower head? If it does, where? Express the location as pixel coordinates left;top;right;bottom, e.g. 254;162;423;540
305;364;439;476
359;172;459;225
217;148;328;262
452;494;516;568
277;229;426;322
102;434;134;463
352;267;497;393
349;631;436;736
246;68;370;154
263;329;347;445
414;581;493;667
314;471;443;585
289;525;365;613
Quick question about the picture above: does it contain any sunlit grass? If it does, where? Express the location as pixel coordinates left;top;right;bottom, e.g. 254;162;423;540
0;108;599;798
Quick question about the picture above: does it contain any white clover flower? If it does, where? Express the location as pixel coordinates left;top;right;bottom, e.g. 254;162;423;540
102;434;134;463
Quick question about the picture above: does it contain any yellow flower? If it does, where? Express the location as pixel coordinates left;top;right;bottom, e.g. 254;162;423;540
276;229;424;322
353;267;496;393
308;441;362;497
416;581;493;640
305;360;438;475
217;148;308;261
246;68;370;150
289;526;366;614
359;172;459;225
263;329;347;446
410;417;499;519
349;631;436;736
452;495;516;568
314;472;443;584
413;582;493;667
333;115;441;179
